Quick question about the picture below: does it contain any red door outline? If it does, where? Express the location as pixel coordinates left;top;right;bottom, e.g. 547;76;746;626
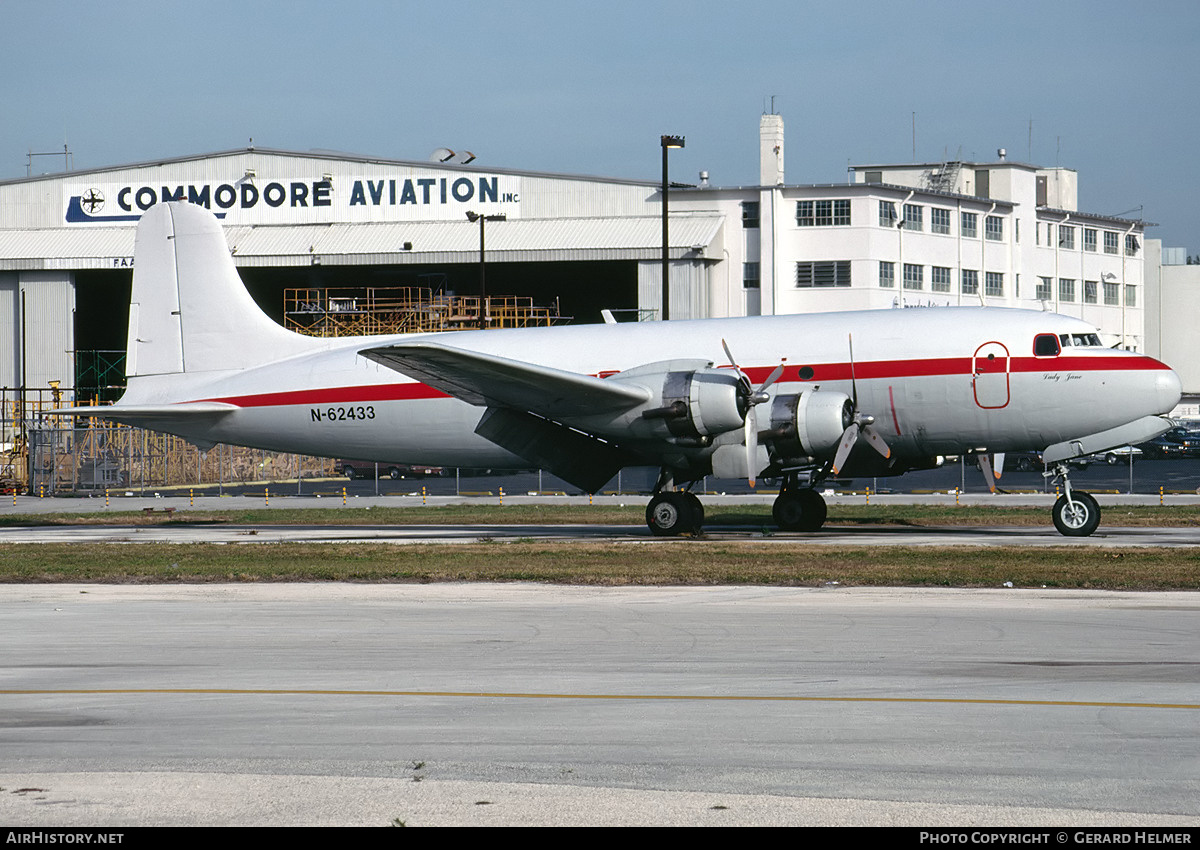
972;341;1010;409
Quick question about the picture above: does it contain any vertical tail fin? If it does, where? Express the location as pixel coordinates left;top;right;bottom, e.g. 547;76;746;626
126;202;316;376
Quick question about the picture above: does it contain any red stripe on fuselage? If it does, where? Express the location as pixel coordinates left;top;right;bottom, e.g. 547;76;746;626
195;355;1171;409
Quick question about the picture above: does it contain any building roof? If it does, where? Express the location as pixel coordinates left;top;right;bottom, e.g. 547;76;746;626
0;214;725;270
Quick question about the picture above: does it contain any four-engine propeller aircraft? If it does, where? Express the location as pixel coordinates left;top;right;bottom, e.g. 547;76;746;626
59;202;1181;537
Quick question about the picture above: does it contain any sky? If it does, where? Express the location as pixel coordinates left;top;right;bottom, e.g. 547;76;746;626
4;0;1198;249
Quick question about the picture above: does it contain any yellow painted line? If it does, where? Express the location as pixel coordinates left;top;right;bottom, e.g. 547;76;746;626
2;688;1197;710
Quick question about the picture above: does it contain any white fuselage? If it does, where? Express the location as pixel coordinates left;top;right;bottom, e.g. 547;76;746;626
117;307;1181;472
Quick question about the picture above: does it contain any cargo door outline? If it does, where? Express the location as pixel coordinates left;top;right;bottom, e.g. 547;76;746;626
972;341;1010;409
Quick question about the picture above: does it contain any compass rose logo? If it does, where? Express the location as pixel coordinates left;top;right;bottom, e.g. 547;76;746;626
80;188;105;214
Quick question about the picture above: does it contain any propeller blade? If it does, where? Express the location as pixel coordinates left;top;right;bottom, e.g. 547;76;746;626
861;422;892;459
831;424;859;475
847;333;858;409
976;453;997;493
758;361;785;394
745;407;758;488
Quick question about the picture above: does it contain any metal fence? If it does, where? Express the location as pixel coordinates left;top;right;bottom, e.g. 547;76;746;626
2;389;336;495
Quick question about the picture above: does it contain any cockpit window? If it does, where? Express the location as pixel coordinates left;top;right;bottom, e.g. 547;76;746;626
1056;332;1102;349
1034;333;1060;357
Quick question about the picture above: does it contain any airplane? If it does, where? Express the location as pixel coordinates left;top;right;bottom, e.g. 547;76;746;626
57;202;1181;537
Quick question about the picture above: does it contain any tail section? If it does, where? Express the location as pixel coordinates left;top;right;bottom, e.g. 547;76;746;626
126;202;317;377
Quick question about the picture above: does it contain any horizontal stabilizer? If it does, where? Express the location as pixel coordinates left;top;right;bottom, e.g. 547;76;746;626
360;340;650;417
51;402;238;427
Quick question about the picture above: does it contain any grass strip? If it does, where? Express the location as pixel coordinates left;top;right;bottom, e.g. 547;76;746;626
1;542;1198;589
2;503;1198;528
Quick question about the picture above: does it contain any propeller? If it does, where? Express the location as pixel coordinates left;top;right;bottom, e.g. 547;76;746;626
722;339;785;487
975;452;1004;493
830;333;891;475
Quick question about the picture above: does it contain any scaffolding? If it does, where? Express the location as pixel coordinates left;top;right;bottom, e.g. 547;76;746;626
284;286;564;337
1;390;336;495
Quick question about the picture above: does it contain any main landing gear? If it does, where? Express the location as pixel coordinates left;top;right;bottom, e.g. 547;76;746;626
643;471;829;536
1048;463;1101;537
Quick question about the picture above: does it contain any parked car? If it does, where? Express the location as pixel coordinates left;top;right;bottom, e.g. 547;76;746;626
1135;427;1200;459
337;460;444;480
1084;445;1142;465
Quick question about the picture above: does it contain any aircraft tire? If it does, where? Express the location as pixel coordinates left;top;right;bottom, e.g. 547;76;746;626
1052;492;1101;537
773;489;827;532
387;467;402;479
343;466;358;480
646;492;702;536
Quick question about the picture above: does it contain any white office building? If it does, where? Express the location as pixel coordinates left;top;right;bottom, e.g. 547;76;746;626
0;114;1157;404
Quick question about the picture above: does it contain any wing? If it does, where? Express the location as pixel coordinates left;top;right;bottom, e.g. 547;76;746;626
359;340;651;417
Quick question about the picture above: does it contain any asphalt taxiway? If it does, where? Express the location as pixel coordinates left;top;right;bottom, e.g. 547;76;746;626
1;584;1197;826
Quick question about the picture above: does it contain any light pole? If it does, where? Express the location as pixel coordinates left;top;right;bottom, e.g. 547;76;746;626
466;211;506;330
660;134;685;321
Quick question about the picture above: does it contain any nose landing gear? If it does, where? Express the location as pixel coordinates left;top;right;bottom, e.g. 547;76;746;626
1048;464;1101;537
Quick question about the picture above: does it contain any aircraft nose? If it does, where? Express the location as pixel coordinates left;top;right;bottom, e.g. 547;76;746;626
1156;367;1182;414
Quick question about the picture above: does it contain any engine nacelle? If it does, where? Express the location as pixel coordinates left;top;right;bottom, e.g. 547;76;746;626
764;390;853;460
571;358;749;444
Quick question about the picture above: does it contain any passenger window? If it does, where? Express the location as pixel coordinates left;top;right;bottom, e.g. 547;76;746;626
1034;333;1060;357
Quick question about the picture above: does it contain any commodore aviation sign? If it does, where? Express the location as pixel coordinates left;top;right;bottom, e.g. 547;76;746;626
64;171;520;226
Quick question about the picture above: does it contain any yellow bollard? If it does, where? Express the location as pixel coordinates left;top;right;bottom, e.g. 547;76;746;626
422;486;427;506
190;488;194;508
342;486;347;507
105;488;109;508
499;486;504;506
1160;485;1164;507
866;486;871;505
265;486;269;507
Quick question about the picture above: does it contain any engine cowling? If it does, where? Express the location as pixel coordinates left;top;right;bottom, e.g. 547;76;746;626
570;359;750;445
764;390;853;461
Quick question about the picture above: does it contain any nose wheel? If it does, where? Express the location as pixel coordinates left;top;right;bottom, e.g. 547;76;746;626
1048;464;1101;537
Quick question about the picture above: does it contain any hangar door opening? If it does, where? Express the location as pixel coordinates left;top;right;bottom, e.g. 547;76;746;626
239;259;638;329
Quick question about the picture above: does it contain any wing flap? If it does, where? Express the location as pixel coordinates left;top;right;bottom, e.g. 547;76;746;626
360;341;650;417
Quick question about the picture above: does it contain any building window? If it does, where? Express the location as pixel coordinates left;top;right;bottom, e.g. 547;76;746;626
1059;225;1075;250
931;207;951;234
1125;284;1137;307
903;263;924;290
985;215;1004;241
1104;281;1120;305
903;204;923;231
797;199;850;227
1036;276;1053;300
961;269;979;295
961;212;978;238
741;201;759;229
743;262;760;289
1084;228;1097;252
796;260;851;287
985;272;1004;297
1104;231;1119;254
931;266;951;292
878;201;898;228
879;261;895;288
1059;278;1076;302
1084;280;1098;304
1125;234;1140;256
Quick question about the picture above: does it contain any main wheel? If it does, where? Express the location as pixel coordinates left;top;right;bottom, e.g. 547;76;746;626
387;466;402;479
646;492;702;536
1052;491;1101;537
343;466;358;480
773;489;828;531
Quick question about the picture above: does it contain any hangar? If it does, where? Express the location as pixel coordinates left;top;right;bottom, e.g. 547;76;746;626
3;113;1179;493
